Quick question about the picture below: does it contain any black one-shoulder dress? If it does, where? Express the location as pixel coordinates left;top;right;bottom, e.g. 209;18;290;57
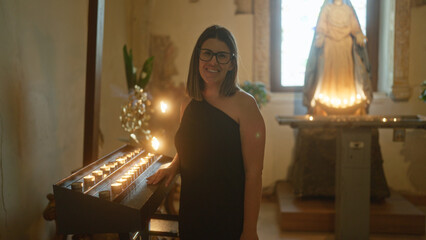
175;99;245;240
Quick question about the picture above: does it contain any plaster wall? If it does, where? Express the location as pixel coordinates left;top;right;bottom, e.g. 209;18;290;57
99;0;133;156
0;0;87;239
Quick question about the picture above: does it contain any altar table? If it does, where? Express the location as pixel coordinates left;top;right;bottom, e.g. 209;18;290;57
276;115;426;239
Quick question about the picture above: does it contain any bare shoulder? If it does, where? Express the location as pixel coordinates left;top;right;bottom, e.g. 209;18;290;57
234;90;259;111
231;90;263;124
233;90;265;131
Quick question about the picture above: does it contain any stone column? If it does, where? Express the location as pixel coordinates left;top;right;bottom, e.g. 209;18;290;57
253;0;270;88
392;0;412;101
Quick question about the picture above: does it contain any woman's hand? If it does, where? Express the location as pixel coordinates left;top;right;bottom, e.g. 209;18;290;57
240;230;259;240
146;163;178;187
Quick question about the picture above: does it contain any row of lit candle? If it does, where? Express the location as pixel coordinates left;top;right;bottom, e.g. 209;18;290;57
70;151;157;201
70;148;142;192
110;153;156;196
304;115;400;123
382;117;399;122
315;93;365;109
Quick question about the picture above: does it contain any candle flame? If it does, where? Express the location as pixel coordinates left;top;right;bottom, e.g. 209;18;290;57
160;101;168;113
314;93;366;109
151;137;160;151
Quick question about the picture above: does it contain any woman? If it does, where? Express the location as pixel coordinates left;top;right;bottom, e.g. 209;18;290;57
147;25;265;240
304;0;372;115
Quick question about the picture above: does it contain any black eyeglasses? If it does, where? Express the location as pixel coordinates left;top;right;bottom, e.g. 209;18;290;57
199;48;234;64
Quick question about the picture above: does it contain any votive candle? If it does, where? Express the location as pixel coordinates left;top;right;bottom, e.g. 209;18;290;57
92;170;103;182
107;163;116;172
140;159;149;171
117;178;128;188
116;158;125;166
122;174;133;185
127;170;136;181
83;175;95;190
71;182;83;192
100;165;110;176
132;166;141;175
111;183;122;195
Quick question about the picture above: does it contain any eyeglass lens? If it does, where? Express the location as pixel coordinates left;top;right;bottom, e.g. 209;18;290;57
199;49;232;64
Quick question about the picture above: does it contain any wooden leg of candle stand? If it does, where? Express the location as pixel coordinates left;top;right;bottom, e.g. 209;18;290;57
118;233;130;240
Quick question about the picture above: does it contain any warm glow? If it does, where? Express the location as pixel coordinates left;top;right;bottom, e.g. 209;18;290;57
111;182;122;194
151;137;160;151
324;96;330;103
160;101;168;113
315;93;365;109
116;158;125;165
308;116;314;121
100;165;110;171
382;118;388;122
117;178;127;187
84;175;95;181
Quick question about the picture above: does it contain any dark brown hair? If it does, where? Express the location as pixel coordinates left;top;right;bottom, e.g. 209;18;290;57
186;25;239;100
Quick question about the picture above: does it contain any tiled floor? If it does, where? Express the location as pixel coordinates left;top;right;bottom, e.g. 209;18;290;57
258;199;426;240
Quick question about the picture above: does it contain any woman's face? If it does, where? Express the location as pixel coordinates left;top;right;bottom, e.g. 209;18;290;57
198;38;234;87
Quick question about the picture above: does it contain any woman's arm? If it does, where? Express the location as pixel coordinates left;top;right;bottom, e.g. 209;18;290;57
238;93;266;240
147;153;179;187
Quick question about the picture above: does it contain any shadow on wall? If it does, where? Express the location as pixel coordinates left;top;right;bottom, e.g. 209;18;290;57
402;130;426;193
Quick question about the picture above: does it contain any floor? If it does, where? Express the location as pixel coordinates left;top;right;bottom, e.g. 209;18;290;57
257;198;426;240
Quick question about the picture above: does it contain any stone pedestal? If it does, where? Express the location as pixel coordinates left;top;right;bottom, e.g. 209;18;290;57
289;128;390;200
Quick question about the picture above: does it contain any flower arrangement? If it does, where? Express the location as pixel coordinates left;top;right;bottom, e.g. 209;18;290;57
241;81;270;108
120;45;155;148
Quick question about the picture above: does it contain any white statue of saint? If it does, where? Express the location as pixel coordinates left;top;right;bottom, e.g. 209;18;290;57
304;0;372;115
